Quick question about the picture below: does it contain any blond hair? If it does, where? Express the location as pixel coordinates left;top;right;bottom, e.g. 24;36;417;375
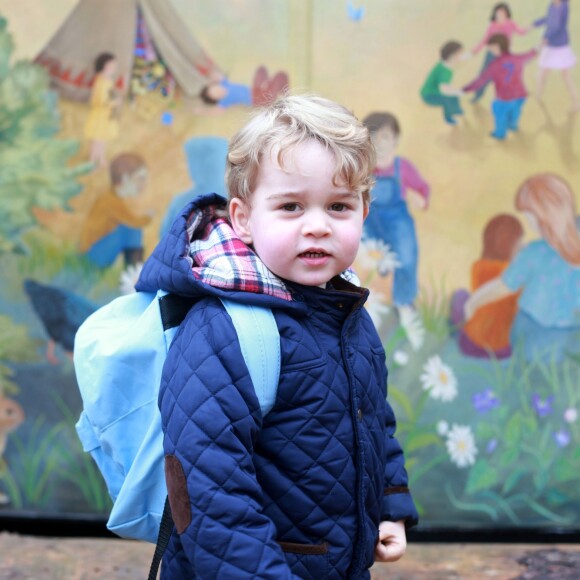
516;173;580;265
226;94;376;205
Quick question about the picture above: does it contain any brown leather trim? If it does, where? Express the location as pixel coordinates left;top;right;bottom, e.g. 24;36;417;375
165;455;191;534
384;486;410;496
278;541;329;555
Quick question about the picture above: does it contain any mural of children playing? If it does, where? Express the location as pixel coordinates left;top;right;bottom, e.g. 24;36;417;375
195;66;289;113
470;3;531;103
79;153;154;268
534;0;580;112
420;41;465;125
463;34;538;140
451;214;524;359
84;52;122;168
464;174;580;362
362;112;431;323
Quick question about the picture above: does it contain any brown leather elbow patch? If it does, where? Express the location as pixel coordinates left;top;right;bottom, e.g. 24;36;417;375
165;455;191;534
384;486;410;496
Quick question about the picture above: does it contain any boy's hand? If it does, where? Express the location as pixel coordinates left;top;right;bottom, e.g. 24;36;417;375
375;520;407;562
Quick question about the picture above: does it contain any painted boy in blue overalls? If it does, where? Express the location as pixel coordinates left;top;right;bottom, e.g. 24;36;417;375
362;113;431;314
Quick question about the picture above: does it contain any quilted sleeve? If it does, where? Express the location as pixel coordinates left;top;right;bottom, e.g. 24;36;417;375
159;300;298;578
382;397;419;528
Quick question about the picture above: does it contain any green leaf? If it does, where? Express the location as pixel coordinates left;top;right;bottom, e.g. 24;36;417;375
502;468;528;495
497;447;520;469
505;413;523;444
388;385;415;422
405;432;441;454
553;459;580;484
465;459;499;495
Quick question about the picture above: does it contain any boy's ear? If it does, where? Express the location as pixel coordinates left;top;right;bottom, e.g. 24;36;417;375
229;198;253;244
362;202;370;221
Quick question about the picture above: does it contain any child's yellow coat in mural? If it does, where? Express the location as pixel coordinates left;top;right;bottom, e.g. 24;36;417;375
0;0;579;530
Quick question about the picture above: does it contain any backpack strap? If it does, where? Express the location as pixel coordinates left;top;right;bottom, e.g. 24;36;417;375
147;496;172;580
219;298;280;416
148;298;280;579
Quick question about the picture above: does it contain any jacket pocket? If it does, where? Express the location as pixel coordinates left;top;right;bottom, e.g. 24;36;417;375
278;541;329;578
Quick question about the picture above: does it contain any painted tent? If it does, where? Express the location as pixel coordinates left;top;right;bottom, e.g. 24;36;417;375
35;0;218;100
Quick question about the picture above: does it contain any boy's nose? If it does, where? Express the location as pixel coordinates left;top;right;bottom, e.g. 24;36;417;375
302;212;332;237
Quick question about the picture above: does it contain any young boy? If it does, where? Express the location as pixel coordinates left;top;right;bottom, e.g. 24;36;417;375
362;112;431;319
79;152;153;268
136;95;418;578
463;34;537;140
420;40;465;125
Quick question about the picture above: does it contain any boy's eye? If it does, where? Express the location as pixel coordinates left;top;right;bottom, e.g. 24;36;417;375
282;203;300;212
330;203;348;212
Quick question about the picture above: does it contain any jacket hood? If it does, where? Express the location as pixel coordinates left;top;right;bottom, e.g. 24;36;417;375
137;193;306;311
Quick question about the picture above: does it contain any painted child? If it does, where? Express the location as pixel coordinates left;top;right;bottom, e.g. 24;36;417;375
362;112;431;317
80;153;153;268
465;174;580;362
452;214;523;359
463;34;538;140
534;0;580;112
198;67;289;111
84;52;122;168
470;3;530;102
135;95;418;578
420;40;465;125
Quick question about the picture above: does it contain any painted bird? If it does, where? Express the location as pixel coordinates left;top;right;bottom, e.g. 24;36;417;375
23;279;97;364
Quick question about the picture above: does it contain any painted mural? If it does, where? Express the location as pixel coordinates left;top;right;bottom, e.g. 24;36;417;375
0;0;578;531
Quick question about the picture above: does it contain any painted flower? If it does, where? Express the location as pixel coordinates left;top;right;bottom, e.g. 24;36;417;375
399;306;425;351
553;429;571;448
393;350;409;366
564;408;578;423
472;389;500;414
356;238;401;276
486;439;498;454
531;394;554;418
119;263;143;295
364;291;390;328
420;355;458;402
437;420;449;436
446;424;478;468
377;245;401;277
356;238;389;270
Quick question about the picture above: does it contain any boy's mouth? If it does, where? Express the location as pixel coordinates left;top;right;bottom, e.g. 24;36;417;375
299;250;330;259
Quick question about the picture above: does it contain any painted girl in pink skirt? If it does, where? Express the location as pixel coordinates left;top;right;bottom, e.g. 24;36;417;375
534;0;580;112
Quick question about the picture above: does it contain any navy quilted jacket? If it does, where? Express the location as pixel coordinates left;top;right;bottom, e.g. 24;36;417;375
136;194;418;579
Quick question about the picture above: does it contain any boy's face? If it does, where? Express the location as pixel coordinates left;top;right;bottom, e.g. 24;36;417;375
103;58;118;79
447;49;464;67
230;139;368;287
115;166;148;198
371;126;399;167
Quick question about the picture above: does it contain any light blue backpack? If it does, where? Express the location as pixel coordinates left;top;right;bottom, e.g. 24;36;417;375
73;290;280;544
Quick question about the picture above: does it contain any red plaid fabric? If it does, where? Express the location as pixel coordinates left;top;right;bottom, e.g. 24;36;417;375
188;209;293;301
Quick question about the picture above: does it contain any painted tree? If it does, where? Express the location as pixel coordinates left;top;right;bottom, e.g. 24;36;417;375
0;17;91;253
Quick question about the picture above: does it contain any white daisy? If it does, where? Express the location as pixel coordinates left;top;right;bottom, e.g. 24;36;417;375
365;291;390;328
393;350;409;366
356;238;389;271
445;424;478;468
119;263;143;295
420;355;458;402
377;245;401;277
437;420;450;436
399;305;425;351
